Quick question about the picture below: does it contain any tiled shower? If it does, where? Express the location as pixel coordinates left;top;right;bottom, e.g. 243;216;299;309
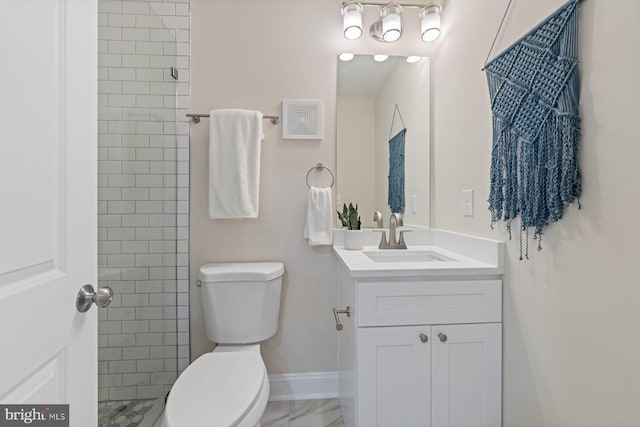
97;0;190;424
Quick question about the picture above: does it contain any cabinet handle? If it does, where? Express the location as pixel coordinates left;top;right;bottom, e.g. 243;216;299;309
419;333;429;343
333;306;351;331
438;333;448;342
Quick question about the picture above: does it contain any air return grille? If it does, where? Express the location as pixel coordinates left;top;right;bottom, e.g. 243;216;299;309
282;99;323;140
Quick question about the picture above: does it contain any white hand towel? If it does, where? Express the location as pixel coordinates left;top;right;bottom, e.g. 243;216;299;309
303;186;333;246
209;109;263;219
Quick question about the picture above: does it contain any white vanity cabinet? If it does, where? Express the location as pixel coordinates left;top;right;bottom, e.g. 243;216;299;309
337;267;503;427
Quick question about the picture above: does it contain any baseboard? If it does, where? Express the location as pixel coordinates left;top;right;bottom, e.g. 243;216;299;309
268;371;338;401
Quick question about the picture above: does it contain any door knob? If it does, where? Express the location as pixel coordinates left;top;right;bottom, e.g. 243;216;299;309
76;284;113;313
419;333;429;343
438;333;448;342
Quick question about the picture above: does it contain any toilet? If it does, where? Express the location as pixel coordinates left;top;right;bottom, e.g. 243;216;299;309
162;262;284;427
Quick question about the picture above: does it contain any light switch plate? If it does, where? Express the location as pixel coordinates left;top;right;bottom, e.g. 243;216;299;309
462;189;474;216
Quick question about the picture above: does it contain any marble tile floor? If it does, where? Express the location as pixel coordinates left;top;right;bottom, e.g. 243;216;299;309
259;398;344;427
99;399;163;427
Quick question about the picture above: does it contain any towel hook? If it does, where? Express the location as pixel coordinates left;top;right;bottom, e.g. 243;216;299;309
306;163;335;189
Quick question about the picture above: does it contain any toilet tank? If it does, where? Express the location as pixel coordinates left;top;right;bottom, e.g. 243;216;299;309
198;262;284;344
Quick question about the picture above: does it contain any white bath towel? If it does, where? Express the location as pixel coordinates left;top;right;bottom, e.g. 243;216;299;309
303;186;333;246
208;109;263;219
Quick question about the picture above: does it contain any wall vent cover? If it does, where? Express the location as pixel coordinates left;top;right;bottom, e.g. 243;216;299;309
282;99;323;140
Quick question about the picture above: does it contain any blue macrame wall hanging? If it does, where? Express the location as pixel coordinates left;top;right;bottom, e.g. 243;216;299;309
388;128;406;213
388;104;407;213
484;0;581;260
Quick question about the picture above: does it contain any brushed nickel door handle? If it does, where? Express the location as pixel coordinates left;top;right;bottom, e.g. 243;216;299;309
76;284;113;313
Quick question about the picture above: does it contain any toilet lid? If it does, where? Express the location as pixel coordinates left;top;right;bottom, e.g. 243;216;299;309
165;351;265;427
199;262;284;282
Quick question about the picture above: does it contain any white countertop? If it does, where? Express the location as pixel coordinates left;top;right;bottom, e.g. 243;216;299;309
332;229;505;279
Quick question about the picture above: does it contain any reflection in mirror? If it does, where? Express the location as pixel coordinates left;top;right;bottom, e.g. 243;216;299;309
337;55;430;228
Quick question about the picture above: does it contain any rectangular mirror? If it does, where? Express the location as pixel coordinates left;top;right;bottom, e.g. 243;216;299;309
337;55;430;228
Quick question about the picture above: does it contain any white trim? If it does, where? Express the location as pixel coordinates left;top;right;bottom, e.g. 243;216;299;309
268;371;338;401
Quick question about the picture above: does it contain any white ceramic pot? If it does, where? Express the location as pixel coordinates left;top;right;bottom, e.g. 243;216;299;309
344;230;363;250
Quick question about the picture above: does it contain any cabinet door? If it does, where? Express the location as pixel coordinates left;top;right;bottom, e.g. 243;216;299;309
358;326;431;427
431;323;502;427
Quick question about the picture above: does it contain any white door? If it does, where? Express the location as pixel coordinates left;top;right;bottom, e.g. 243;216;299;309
358;326;431;427
0;1;97;426
431;323;502;427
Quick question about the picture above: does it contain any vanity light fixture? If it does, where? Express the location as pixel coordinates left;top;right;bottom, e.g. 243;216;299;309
341;1;444;43
419;4;442;42
342;1;363;40
405;55;422;63
339;52;355;61
373;54;389;62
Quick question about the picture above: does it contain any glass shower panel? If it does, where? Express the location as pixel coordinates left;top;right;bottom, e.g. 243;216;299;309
97;1;179;425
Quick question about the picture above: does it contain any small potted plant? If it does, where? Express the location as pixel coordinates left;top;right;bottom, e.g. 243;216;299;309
337;203;363;250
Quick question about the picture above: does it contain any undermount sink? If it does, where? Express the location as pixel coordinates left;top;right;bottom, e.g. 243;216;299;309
363;250;454;263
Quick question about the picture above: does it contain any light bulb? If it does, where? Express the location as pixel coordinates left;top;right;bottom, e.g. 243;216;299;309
420;6;441;42
342;2;363;40
339;53;355;61
381;3;403;42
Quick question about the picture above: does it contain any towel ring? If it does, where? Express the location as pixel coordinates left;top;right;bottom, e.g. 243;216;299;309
306;163;335;189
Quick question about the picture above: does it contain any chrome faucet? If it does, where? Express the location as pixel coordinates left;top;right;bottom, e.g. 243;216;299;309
378;213;408;249
389;213;402;246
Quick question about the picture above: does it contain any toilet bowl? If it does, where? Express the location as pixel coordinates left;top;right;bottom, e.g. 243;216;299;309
161;262;284;427
162;345;269;427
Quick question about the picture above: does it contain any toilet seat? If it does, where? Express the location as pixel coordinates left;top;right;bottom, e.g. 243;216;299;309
163;351;267;427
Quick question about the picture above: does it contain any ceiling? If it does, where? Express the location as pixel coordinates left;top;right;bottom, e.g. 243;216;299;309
337;55;401;98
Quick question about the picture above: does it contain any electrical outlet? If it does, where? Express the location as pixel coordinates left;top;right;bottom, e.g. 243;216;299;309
462;189;474;216
410;194;417;213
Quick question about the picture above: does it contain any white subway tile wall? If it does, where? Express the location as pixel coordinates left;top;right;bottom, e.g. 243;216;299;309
98;0;189;403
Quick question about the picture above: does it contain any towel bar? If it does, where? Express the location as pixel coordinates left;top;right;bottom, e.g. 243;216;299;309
186;113;279;125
